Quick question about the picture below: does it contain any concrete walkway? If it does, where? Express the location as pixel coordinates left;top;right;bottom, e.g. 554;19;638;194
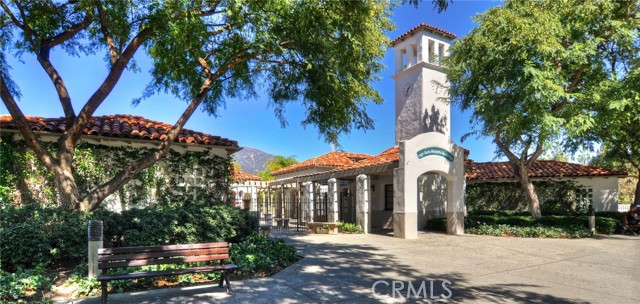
69;231;639;303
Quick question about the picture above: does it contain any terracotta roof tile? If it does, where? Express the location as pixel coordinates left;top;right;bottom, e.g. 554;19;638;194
0;114;238;148
295;146;625;179
234;170;263;181
465;160;627;180
390;23;457;46
272;151;372;176
331;146;399;173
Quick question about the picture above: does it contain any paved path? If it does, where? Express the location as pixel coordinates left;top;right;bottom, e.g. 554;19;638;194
70;231;639;303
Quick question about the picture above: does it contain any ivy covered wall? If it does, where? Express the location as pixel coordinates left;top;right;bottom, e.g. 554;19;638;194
0;136;233;210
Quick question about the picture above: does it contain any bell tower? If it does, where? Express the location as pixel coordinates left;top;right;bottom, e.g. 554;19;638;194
390;23;455;144
391;24;466;240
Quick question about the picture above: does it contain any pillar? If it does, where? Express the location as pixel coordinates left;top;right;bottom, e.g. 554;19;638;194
393;168;416;239
406;44;415;68
87;220;103;278
356;174;372;233
446;147;466;235
327;178;339;223
303;182;314;223
395;49;404;73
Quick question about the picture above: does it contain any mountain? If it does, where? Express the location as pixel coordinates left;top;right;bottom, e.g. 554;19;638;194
233;147;274;174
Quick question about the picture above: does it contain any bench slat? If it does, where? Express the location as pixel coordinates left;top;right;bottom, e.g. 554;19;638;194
98;248;228;262
97;264;237;282
98;242;228;255
99;254;229;269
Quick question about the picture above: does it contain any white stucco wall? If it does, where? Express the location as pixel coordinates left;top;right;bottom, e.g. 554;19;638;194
572;177;619;212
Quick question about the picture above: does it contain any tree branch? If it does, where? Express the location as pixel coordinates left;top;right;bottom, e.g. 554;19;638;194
1;0;40;47
526;142;544;167
0;74;56;170
66;26;153;146
81;46;259;210
96;3;118;65
495;127;518;164
45;12;93;48
35;53;75;125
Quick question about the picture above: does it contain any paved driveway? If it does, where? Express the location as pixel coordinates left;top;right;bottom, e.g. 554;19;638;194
72;231;639;303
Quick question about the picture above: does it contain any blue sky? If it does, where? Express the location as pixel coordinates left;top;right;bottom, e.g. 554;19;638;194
2;1;501;163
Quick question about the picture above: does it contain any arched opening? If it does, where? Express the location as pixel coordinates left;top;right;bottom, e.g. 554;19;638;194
417;171;449;230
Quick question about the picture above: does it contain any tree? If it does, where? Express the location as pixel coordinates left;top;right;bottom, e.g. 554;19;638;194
257;155;298;181
446;0;638;218
406;0;452;13
562;1;640;205
0;0;392;211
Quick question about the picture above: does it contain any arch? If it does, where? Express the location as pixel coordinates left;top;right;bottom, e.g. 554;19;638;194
393;132;466;239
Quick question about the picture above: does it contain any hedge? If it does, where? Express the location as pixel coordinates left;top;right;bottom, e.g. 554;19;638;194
0;204;258;271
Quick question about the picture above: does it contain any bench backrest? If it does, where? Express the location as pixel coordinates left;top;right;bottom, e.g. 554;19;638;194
98;242;230;270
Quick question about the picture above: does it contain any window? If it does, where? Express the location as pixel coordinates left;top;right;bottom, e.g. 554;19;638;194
577;187;593;206
385;184;394;211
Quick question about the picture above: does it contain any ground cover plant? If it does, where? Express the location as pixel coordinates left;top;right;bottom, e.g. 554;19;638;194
0;203;297;302
425;211;624;238
338;222;364;234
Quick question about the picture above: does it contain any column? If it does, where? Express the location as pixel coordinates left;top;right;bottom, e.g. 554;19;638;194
303;182;314;223
446;147;466;235
356;174;372;234
395;49;404;73
406;45;415;68
327;178;339;223
393;167;418;239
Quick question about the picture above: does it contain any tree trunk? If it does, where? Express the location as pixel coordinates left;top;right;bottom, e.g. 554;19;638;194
514;162;542;219
52;164;82;211
634;176;640;206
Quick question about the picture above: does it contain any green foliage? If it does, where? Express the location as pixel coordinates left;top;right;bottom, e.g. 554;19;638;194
447;0;639;211
229;234;297;276
424;218;447;231
0;203;257;271
464;211;625;237
466;181;590;214
257;155;298;181
0;138;233;208
338;222;364;234
0;222;50;270
0;267;53;303
93;204;259;247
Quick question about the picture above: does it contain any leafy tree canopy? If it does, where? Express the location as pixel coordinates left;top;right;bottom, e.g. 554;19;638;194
447;0;638;217
257;155;297;181
0;0;392;210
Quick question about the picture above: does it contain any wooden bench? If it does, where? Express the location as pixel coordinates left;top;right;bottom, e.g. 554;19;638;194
307;222;339;234
97;242;236;304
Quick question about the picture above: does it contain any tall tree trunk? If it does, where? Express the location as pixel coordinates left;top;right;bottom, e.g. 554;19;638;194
634;176;640;206
513;162;542;219
52;164;82;211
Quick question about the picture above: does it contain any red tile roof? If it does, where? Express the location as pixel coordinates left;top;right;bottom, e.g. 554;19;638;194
285;146;625;179
0;114;238;148
234;170;262;181
466;160;627;180
390;23;457;46
272;151;372;176
331;146;399;173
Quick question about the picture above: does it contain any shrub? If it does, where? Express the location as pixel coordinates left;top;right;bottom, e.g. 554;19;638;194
424;218;447;231
464;212;623;237
94;204;259;248
0;267;53;302
0;204;88;270
0;203;258;271
338;222;364;234
466;181;589;213
0;222;51;270
229;234;297;276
